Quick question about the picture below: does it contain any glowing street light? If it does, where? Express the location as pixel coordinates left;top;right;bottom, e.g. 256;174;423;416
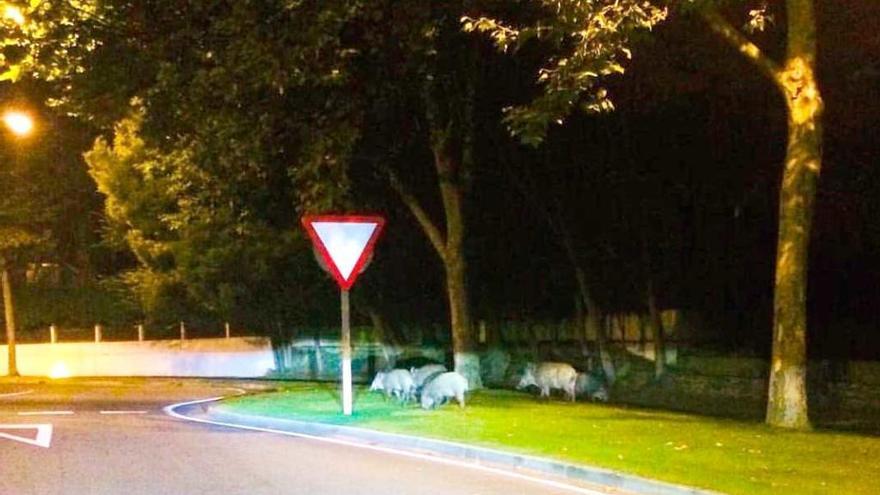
3;110;33;137
3;5;25;26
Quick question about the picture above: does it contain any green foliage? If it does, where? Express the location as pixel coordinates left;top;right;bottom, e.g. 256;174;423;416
84;106;338;329
0;165;53;263
9;0;669;336
3;1;385;329
85;109;180;259
13;0;517;335
0;2;33;82
463;0;667;145
11;281;142;331
0;105;69;267
12;0;362;201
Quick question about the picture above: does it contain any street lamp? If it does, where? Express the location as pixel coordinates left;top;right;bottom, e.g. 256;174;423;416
3;5;25;26
2;108;34;376
3;110;34;137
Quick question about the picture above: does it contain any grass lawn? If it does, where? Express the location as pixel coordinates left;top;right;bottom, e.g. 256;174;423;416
221;382;880;495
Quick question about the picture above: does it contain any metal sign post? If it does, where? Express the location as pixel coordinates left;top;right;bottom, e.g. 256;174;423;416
340;289;352;415
302;215;385;416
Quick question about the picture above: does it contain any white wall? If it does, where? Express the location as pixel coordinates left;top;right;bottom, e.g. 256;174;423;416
0;337;275;378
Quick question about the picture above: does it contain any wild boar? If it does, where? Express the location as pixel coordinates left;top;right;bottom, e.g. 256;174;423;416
590;385;609;402
410;364;448;389
576;372;609;402
518;362;577;401
369;369;415;402
420;371;468;409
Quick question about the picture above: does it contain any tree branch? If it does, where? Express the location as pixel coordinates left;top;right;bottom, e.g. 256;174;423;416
385;168;448;260
700;7;783;86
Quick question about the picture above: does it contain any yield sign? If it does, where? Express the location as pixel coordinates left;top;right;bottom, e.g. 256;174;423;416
0;424;53;448
302;215;385;290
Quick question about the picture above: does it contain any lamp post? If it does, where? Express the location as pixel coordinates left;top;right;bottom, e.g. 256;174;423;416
2;109;33;377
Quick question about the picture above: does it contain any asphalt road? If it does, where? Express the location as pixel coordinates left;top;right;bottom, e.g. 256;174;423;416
0;378;618;495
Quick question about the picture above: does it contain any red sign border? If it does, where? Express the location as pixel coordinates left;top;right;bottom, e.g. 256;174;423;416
301;214;386;290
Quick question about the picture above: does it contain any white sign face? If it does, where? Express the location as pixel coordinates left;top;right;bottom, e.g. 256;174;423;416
311;221;379;281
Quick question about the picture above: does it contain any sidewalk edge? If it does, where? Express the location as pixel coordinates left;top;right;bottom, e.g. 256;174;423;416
170;397;722;495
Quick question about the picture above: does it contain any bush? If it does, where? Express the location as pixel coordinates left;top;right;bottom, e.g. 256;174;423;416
11;281;142;332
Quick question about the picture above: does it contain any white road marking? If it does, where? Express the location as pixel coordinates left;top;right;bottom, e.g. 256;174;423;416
100;410;148;415
165;397;610;495
0;390;33;399
17;411;74;416
0;424;53;448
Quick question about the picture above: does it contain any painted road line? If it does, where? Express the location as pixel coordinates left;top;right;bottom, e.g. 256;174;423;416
0;390;33;399
17;411;74;416
165;397;610;495
99;410;148;415
0;424;53;448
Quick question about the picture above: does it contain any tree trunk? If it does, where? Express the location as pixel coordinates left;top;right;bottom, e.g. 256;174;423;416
2;265;19;377
388;153;481;388
767;70;822;430
528;323;540;361
640;220;665;379
484;320;500;347
639;314;647;352
764;0;822;430
387;145;481;388
390;33;481;388
574;266;615;384
366;306;398;370
766;113;819;429
646;276;666;380
445;253;480;387
700;0;821;431
586;295;615;385
436;142;482;389
574;292;588;357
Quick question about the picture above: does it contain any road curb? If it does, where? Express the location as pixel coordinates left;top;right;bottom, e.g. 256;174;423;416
180;399;721;495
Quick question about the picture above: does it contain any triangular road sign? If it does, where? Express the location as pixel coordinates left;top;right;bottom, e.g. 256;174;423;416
0;424;53;448
302;215;385;290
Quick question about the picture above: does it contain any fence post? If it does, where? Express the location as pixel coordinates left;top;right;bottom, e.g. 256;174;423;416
225;322;231;339
180;321;186;341
137;324;144;342
94;324;102;343
50;324;57;344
